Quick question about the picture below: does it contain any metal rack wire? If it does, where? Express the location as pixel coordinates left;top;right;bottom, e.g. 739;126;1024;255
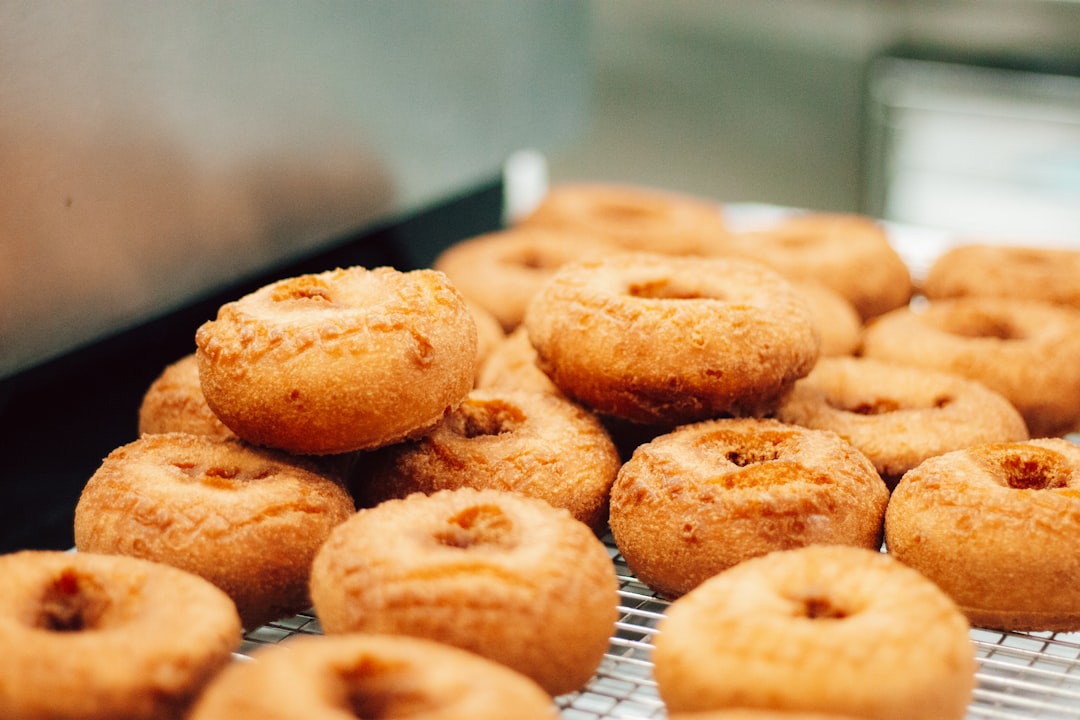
239;538;1080;719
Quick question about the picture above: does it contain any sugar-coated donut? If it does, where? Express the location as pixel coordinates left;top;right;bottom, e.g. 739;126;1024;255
353;389;620;534
0;550;241;720
860;297;1080;437
434;225;616;332
886;438;1080;631
792;280;862;357
189;633;557;720
609;418;889;598
309;488;619;697
923;243;1080;310
776;356;1029;487
718;212;911;320
195;266;477;455
518;182;729;256
524;252;820;426
139;353;236;441
74;432;356;628
652;545;976;719
477;326;564;397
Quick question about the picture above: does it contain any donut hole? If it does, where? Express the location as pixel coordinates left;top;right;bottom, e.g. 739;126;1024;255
171;460;274;489
35;569;111;632
447;399;526;438
837;394;953;415
270;277;334;304
796;594;851;621
995;447;1072;490
591;197;660;223
508;248;567;271
942;311;1026;341
433;504;517;550
627;278;709;301
342;656;432;718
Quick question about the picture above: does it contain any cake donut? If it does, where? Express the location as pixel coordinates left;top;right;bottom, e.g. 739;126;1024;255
74;432;356;628
476;326;565;397
433;225;615;332
523;252;820;426
138;353;236;441
518;182;729;256
860;297;1080;437
776;356;1029;487
886;438;1080;631
352;388;620;534
0;550;241;720
652;545;976;719
195;265;477;455
668;712;864;720
189;634;557;720
465;298;506;378
718;212;912;320
923;243;1080;311
309;488;619;696
609;418;889;598
791;280;862;357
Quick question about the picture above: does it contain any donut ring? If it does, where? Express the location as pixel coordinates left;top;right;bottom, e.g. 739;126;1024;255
434;226;616;332
776;356;1029;487
923;243;1080;310
886;438;1080;631
791;280;862;357
309;488;619;697
518;182;729;256
477;326;564;397
719;213;912;320
195;266;477;454
609;418;889;598
523;252;820;425
189;633;556;719
139;353;236;441
860;297;1080;437
0;550;241;720
74;432;356;628
465;297;506;378
652;545;976;719
668;712;864;720
353;388;620;534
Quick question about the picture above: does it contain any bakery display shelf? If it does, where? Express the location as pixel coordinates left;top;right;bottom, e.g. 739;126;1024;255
238;538;1080;719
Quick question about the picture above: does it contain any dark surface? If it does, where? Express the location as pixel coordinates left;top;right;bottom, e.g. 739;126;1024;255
0;180;504;554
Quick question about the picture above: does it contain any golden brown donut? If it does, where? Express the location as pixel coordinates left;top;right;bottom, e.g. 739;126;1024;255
0;550;241;720
776;356;1029;487
718;212;912;320
518;181;729;256
886;438;1080;631
74;432;356;628
138;353;236;441
189;634;557;720
433;225;616;332
353;388;619;534
791;280;862;357
195;266;477;455
465;297;506;378
860;297;1080;437
523;252;820;426
652;545;976;719
309;488;619;697
476;326;564;397
668;712;863;720
609;418;889;598
923;242;1080;310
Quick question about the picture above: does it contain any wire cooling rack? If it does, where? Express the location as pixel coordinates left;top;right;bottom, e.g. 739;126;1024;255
239;537;1080;719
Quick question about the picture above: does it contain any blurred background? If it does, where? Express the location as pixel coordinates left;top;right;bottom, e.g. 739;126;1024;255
2;0;1080;550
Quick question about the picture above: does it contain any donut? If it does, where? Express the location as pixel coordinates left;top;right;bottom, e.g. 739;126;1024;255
860;297;1080;437
0;550;241;720
776;356;1029;487
885;438;1080;631
433;225;616;332
652;545;976;719
352;388;620;534
188;633;556;720
465;297;506;377
309;487;619;697
74;432;356;628
923;242;1080;310
476;326;564;397
717;212;912;320
138;353;236;441
668;712;863;720
195;265;477;455
523;252;820;426
791;280;861;357
517;182;729;255
609;418;889;598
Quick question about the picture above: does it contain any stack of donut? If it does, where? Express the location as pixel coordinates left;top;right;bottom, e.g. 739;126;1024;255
14;180;1080;718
